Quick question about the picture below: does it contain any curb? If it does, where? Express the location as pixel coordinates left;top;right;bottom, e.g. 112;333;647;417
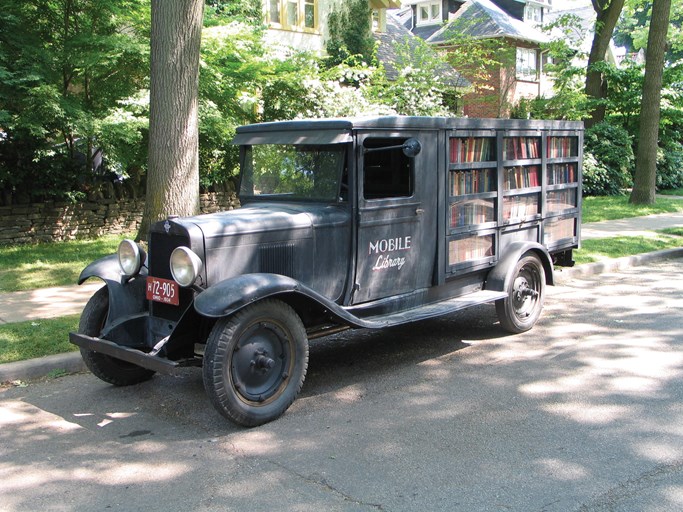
0;351;85;384
1;248;682;384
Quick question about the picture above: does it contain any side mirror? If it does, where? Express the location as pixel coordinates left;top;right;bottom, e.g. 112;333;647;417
402;138;421;158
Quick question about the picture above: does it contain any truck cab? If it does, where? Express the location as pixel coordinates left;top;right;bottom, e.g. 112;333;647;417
70;116;583;427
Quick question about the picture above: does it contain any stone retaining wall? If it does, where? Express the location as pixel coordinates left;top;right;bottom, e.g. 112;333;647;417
0;191;239;245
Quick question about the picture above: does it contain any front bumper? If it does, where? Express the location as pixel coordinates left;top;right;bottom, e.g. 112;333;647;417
69;332;181;374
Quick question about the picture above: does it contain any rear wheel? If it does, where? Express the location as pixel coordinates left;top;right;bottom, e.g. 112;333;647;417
495;252;545;334
203;299;308;427
79;286;156;386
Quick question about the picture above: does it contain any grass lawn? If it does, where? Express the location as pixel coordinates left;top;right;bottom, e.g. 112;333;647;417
582;195;683;223
0;315;79;364
573;231;683;265
0;235;127;292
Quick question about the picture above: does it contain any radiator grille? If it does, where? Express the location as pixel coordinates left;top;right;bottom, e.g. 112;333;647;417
149;231;192;321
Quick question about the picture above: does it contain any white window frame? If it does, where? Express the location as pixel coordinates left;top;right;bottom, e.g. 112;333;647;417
524;3;543;23
416;1;442;26
267;0;317;32
516;47;538;81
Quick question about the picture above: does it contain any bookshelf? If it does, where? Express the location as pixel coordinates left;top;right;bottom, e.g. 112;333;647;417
447;133;497;267
445;126;581;271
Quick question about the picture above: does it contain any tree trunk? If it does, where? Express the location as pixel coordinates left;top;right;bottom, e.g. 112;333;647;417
584;0;625;128
138;0;204;240
630;0;671;205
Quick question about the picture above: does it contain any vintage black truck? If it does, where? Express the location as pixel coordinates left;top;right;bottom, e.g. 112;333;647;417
70;116;583;426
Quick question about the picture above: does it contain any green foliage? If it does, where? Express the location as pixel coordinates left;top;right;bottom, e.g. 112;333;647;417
656;140;683;190
583;122;634;196
369;38;457;116
204;0;262;27
326;0;376;67
0;0;150;203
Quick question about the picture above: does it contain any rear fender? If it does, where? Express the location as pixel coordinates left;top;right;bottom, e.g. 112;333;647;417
485;242;554;293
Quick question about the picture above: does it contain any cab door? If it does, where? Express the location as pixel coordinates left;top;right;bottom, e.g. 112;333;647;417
351;131;438;304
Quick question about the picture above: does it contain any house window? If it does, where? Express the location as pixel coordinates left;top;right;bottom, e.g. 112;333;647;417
516;47;538;80
524;3;543;23
267;0;317;31
417;1;442;26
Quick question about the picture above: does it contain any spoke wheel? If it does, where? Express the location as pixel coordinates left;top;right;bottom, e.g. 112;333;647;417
79;286;156;386
496;253;545;334
203;299;308;427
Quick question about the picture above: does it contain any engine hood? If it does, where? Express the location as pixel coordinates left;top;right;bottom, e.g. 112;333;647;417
166;202;349;247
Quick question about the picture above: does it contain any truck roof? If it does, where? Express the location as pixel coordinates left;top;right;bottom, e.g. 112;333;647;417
234;116;584;135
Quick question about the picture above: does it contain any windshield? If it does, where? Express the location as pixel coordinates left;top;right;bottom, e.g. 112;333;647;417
240;144;346;202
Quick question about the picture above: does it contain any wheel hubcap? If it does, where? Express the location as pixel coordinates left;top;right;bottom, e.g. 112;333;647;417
512;266;541;319
230;322;292;405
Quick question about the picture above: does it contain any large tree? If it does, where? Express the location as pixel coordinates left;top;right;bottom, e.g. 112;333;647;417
584;0;626;128
138;0;204;239
630;0;672;204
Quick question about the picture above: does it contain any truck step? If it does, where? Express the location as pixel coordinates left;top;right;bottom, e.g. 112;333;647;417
361;289;508;328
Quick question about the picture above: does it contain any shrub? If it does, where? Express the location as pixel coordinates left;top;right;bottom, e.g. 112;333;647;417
656;140;683;190
583;122;634;195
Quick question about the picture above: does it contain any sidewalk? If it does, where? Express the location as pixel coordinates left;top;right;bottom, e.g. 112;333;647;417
1;211;682;383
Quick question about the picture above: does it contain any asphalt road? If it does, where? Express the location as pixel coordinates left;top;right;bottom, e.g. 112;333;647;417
2;260;683;512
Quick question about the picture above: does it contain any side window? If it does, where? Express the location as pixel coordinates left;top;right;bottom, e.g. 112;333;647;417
363;138;413;199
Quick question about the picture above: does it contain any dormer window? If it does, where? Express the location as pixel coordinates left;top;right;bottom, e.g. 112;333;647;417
417;1;442;26
524;3;543;24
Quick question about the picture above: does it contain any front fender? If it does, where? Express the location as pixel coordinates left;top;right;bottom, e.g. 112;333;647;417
485;242;554;293
194;273;327;318
78;254;149;336
194;273;370;329
78;254;125;285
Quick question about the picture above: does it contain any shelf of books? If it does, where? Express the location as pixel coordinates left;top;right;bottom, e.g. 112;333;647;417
547;162;578;187
450;198;496;228
543;216;577;245
504;165;541;190
503;193;539;221
448;232;496;268
503;136;541;161
547;188;578;214
547;136;579;159
449;136;496;165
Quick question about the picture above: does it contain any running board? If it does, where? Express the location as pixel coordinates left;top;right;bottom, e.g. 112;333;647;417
358;290;508;328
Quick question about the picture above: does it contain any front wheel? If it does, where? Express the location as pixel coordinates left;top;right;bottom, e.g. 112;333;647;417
203;299;309;427
495;252;546;334
79;286;156;386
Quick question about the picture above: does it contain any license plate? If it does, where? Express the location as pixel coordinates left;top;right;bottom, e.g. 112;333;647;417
146;276;179;306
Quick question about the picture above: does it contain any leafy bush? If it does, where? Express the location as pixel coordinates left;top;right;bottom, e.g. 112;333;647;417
656;140;683;190
582;152;618;197
583;122;634;195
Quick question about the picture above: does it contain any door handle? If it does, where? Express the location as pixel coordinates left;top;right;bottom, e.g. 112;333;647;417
416;208;425;215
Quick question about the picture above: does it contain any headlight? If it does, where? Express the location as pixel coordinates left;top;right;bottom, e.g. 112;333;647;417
118;239;145;276
170;246;203;287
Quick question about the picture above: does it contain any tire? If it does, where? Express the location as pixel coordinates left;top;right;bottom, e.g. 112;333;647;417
203;299;308;427
495;252;545;334
79;286;156;386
